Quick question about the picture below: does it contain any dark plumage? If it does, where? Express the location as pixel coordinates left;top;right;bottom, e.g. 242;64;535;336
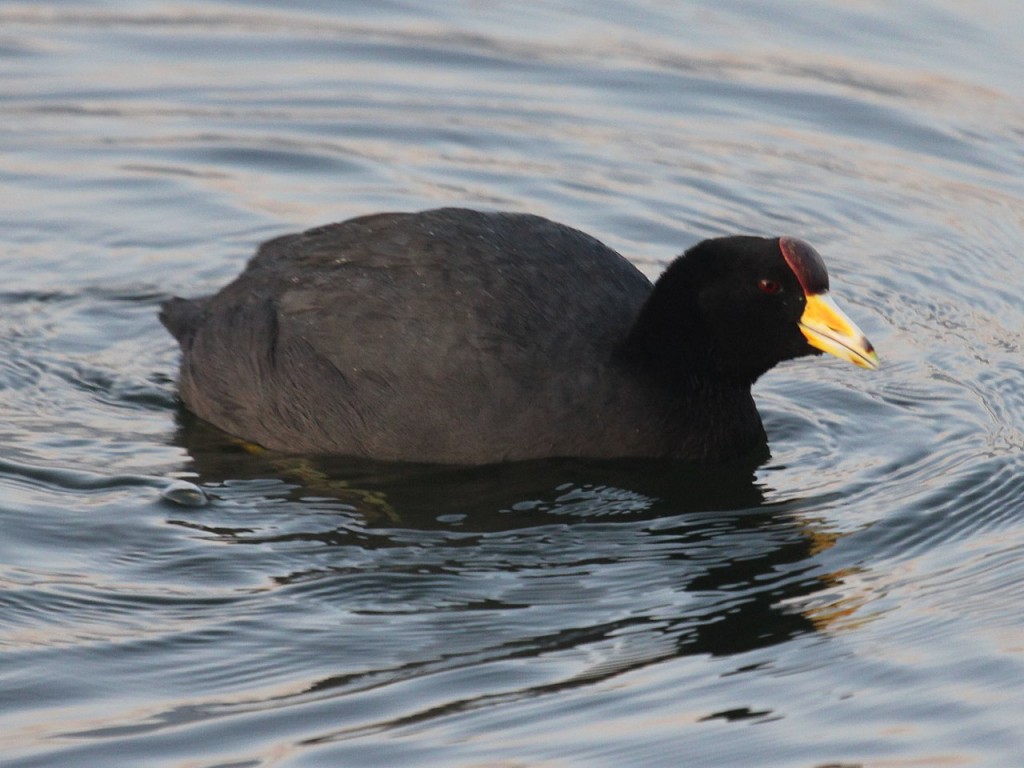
161;207;876;463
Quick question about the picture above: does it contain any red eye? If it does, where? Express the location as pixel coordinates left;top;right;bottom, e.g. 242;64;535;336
758;278;782;295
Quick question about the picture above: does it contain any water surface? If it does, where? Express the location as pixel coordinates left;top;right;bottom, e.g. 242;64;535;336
2;2;1024;766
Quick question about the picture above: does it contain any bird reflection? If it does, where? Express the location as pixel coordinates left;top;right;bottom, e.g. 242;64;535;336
171;407;858;674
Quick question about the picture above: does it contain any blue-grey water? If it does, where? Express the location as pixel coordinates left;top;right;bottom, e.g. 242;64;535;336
2;2;1023;766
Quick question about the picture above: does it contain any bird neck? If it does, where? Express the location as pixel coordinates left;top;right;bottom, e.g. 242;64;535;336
610;361;764;462
620;255;753;385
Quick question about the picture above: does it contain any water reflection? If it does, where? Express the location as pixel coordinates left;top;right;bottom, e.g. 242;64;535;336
171;406;850;681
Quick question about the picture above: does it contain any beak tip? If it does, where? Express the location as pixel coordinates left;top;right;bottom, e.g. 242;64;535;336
856;350;880;370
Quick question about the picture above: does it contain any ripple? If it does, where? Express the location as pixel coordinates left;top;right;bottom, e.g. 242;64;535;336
3;1;1024;766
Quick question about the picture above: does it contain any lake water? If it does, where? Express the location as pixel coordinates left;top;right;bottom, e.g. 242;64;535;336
2;2;1023;766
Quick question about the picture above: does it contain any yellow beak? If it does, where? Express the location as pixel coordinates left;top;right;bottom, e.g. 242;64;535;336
800;293;879;369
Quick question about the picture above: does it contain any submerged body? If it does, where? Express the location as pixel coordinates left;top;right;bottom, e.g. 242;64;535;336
162;208;876;463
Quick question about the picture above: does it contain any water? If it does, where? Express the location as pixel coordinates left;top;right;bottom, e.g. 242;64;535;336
2;1;1023;766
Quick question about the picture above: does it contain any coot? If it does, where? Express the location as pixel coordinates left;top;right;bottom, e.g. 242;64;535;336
161;208;877;463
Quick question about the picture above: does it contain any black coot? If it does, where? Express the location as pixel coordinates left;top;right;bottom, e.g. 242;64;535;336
161;208;877;463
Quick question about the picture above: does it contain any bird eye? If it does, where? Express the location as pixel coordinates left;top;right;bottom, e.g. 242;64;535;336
758;278;782;295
